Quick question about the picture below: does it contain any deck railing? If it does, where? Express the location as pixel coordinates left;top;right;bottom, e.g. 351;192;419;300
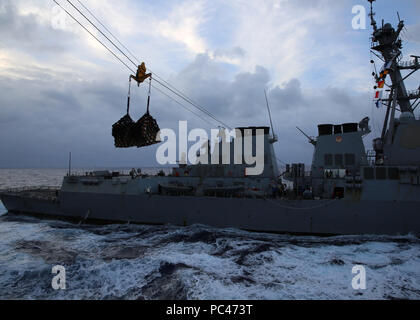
0;186;60;194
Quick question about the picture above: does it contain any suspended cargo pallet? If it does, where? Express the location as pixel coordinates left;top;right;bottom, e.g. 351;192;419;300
130;112;161;147
112;74;161;148
112;114;135;148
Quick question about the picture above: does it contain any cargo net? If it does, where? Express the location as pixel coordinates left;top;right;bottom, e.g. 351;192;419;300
112;112;161;148
112;114;134;148
112;75;161;148
131;112;161;147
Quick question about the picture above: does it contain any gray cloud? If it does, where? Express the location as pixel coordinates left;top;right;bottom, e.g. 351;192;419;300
213;47;245;59
406;23;420;44
0;0;406;168
0;49;374;168
270;78;304;110
0;1;74;53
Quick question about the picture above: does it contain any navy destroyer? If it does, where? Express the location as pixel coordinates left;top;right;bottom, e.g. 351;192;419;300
1;0;419;236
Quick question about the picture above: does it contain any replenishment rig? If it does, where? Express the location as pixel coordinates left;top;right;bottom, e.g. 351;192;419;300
1;0;419;235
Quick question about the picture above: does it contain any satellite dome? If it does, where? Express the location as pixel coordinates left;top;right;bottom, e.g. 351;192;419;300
383;23;393;31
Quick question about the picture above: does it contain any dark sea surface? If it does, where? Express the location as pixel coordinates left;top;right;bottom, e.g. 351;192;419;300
0;169;419;300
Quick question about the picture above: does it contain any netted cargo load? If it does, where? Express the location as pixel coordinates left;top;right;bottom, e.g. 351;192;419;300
112;114;135;148
112;76;161;148
130;112;161;147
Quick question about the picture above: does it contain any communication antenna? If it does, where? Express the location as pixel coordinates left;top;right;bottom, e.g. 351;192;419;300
264;90;277;143
296;127;316;146
68;152;72;176
368;0;377;31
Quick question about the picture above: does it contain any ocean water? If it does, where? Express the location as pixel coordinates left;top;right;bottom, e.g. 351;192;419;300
0;169;419;300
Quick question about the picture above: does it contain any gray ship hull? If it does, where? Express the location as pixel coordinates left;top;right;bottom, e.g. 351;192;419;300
1;191;419;236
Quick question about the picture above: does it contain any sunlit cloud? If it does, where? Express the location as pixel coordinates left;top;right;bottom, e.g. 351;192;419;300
0;0;419;167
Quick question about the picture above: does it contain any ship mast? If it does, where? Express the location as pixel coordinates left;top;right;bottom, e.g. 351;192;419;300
368;0;420;149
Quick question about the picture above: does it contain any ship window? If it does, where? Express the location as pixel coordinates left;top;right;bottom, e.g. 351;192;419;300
324;169;346;179
364;167;374;180
344;153;356;166
324;154;333;166
335;154;343;166
388;167;399;180
375;167;386;180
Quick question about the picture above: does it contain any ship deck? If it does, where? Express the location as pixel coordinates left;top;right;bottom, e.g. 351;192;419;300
0;187;60;201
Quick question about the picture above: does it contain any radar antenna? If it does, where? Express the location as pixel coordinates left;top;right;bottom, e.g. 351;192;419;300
296;127;316;146
368;0;420;164
264;90;278;143
368;0;377;31
369;0;419;116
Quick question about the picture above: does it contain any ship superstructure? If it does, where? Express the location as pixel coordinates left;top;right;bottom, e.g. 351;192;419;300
293;0;420;203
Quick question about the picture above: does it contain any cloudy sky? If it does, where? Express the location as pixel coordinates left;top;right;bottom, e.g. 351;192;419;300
0;0;419;169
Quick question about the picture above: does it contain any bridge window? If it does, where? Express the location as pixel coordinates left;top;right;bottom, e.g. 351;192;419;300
324;154;333;166
376;167;386;179
345;153;356;166
324;169;346;179
335;154;343;166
